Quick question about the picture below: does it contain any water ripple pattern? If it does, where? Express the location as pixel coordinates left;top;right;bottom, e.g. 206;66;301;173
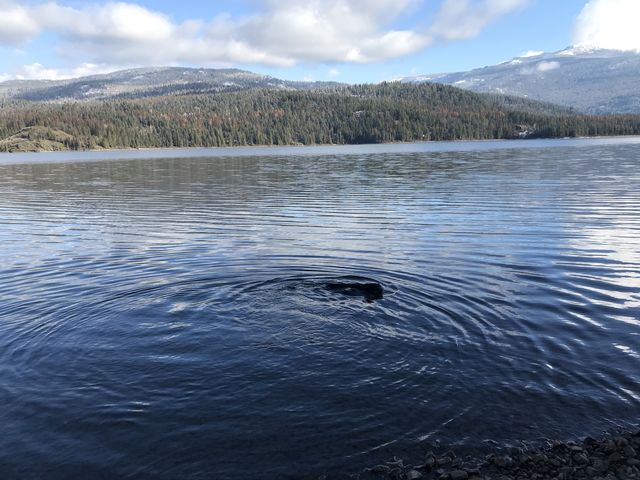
0;140;639;479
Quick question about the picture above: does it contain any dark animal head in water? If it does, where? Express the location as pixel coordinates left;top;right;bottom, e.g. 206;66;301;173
325;282;384;302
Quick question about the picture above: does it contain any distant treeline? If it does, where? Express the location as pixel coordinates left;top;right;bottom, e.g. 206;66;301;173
1;82;640;151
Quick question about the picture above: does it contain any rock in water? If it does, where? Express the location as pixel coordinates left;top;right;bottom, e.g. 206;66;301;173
325;281;384;302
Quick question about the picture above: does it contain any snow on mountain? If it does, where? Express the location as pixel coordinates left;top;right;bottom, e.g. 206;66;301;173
401;48;640;114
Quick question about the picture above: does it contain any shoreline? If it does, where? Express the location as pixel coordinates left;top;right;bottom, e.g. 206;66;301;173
2;136;640;166
3;134;640;155
353;429;640;480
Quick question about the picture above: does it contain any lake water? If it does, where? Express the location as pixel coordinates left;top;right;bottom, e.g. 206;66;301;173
1;139;639;479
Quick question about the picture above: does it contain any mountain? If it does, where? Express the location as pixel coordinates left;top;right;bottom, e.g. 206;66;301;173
2;65;640;153
0;67;339;102
2;82;640;152
401;47;640;114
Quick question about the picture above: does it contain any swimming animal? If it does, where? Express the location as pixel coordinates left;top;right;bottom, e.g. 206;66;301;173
325;281;384;302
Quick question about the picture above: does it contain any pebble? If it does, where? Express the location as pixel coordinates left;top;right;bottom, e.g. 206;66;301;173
424;455;437;469
359;430;640;480
574;452;589;465
449;470;468;480
371;464;391;474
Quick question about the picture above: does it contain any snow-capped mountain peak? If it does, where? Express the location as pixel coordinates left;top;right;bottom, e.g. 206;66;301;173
400;47;640;114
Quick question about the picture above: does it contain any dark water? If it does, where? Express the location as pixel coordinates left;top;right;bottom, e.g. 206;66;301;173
1;140;639;479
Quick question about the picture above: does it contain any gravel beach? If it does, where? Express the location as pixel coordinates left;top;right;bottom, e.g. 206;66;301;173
349;430;640;480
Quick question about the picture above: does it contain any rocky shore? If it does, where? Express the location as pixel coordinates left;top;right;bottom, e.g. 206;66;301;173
347;430;640;480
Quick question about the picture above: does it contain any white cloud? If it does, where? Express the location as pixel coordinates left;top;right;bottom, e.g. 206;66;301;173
430;0;529;41
0;0;429;67
519;60;560;75
573;0;640;51
520;50;543;58
536;60;559;72
0;0;530;79
7;62;119;81
328;68;340;78
43;3;178;44
0;2;39;44
231;0;428;64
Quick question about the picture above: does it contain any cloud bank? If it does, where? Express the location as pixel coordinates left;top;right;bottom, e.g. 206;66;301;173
1;62;117;81
429;0;528;41
0;0;529;80
573;0;640;51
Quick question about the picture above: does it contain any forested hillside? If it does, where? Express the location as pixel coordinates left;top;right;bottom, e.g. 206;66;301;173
2;82;640;152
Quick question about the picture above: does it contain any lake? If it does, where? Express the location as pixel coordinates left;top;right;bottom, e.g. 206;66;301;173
1;139;639;479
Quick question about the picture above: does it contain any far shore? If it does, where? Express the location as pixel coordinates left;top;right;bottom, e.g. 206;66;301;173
2;136;640;166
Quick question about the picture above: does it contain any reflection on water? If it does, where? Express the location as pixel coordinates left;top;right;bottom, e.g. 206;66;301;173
0;140;639;479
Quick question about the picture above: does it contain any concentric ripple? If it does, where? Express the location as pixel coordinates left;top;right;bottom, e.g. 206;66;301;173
0;141;639;479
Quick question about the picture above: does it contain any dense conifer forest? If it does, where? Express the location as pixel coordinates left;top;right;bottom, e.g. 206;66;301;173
2;82;640;152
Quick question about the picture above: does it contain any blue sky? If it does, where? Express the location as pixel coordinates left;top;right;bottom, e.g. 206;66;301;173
0;0;635;82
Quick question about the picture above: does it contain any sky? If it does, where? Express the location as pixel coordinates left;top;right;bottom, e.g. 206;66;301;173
0;0;639;83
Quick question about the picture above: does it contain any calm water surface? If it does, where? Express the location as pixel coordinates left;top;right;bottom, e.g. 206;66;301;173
0;139;639;479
